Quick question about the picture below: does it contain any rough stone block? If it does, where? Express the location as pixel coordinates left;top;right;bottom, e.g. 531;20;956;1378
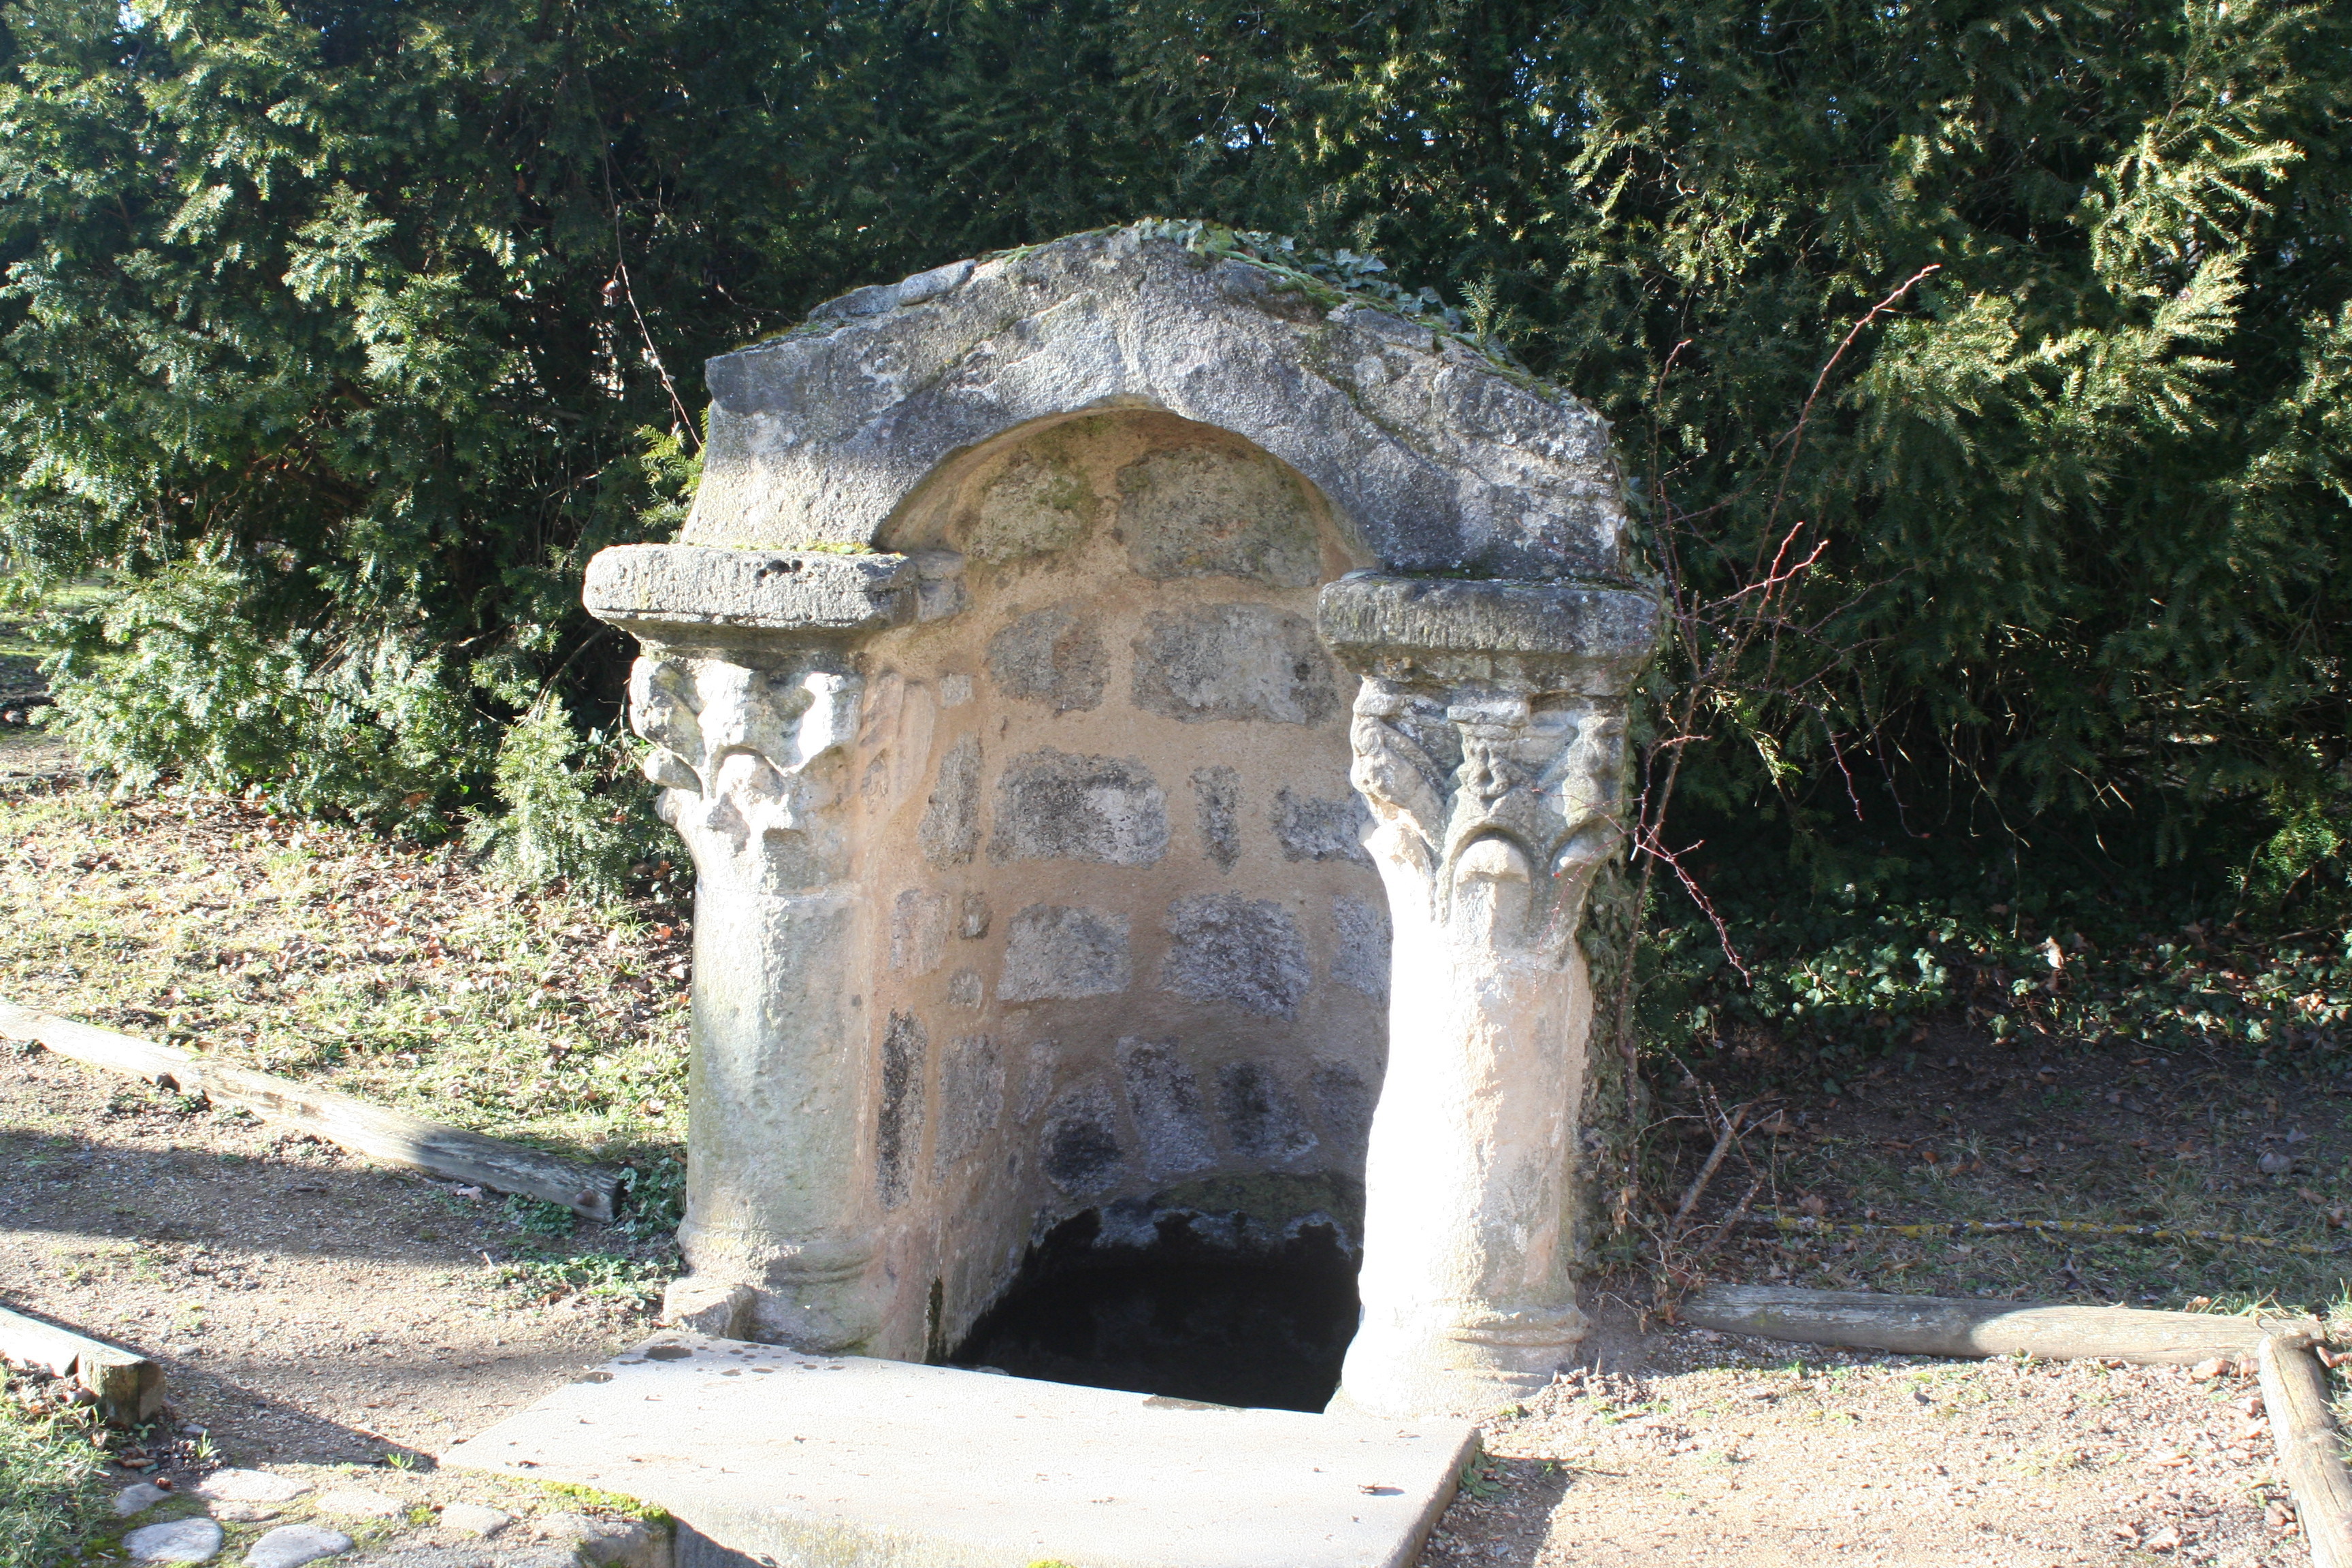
1215;1062;1319;1163
659;1279;754;1341
1117;446;1321;587
1333;896;1392;997
1311;1058;1377;1154
984;602;1107;713
946;968;984;1009
1273;788;1371;864
192;1470;308;1504
1160;894;1311;1019
876;1012;928;1211
1015;1040;1060;1120
932;1035;1005;1178
988;749;1167;865
1039;1083;1127;1196
1190;766;1241;872
435;1504;512;1539
887;889;947;975
964;452;1096;565
443;1333;1477;1568
956;891;992;940
1131;604;1336;725
997;904;1130;1003
917;738;982;866
125;1520;222;1564
1117;1038;1216;1179
243;1525;352;1568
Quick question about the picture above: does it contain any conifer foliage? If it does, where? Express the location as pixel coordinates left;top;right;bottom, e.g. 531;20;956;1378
1;0;2346;904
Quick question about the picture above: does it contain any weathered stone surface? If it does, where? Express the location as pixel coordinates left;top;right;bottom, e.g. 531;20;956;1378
963;452;1096;566
632;654;860;898
536;1513;668;1568
1039;1083;1127;1196
193;1470;309;1505
997;904;1130;1003
114;1482;169;1517
985;602;1107;712
125;1520;221;1564
436;1504;512;1539
932;1035;1004;1178
956;891;991;940
685;225;1633;581
243;1524;352;1568
987;749;1167;865
917;737;982;866
1317;572;1661;691
312;1488;402;1521
945;968;984;1009
876;1012;927;1211
340;1548;570;1568
1131;604;1335;726
1116;1038;1216;1179
442;1333;1478;1568
1311;1058;1376;1152
887;889;947;975
1016;1040;1060;1120
1117;446;1320;587
1272;787;1369;864
659;1278;754;1340
1190;766;1240;872
1215;1062;1318;1163
1160;894;1311;1019
585;545;914;645
1332;895;1391;996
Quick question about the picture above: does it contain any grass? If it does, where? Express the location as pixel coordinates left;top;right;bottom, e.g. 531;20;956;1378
0;1369;111;1568
0;778;689;1182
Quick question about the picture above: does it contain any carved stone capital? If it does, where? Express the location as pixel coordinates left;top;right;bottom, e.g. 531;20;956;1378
628;653;860;898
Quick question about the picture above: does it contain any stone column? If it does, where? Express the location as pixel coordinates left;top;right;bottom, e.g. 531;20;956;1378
1317;574;1659;1417
585;544;915;1350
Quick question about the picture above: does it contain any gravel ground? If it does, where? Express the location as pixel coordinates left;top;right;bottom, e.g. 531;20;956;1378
1418;1321;2308;1567
0;1048;655;1471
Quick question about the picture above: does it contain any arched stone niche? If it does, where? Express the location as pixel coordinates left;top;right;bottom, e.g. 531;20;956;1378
584;223;1661;1418
855;408;1386;1365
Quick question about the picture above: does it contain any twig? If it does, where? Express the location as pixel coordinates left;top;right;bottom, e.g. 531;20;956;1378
1671;1100;1752;1235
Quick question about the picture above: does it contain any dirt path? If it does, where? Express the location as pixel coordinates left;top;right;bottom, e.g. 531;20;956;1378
0;1047;655;1470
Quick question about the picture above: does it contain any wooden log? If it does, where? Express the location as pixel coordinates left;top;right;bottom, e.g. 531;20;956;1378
1682;1284;2321;1365
2261;1335;2352;1568
0;1303;165;1425
0;1000;623;1220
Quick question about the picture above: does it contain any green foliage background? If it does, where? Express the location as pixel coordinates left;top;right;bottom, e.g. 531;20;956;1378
3;0;2348;1034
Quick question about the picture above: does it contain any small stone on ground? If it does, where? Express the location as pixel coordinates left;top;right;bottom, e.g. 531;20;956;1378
243;1524;353;1568
210;1502;280;1524
125;1519;225;1564
196;1469;311;1504
115;1482;172;1516
312;1488;404;1520
534;1514;660;1567
435;1503;512;1539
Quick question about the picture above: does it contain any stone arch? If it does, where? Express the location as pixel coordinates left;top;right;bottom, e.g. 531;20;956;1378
681;226;1635;583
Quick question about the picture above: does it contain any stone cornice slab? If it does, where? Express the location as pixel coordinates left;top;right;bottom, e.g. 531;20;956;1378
1316;572;1661;692
583;544;915;648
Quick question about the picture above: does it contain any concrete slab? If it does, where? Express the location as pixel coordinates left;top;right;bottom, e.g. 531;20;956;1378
442;1333;1476;1568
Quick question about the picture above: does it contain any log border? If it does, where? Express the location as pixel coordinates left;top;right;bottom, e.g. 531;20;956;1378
1;1000;624;1220
0;1303;165;1425
1684;1283;2348;1566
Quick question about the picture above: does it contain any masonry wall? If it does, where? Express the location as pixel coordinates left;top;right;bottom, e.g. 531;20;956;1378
847;411;1388;1358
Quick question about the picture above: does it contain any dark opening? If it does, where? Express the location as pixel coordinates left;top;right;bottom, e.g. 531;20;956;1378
947;1207;1359;1413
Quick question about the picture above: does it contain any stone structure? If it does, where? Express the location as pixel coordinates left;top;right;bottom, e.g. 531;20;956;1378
583;224;1659;1417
